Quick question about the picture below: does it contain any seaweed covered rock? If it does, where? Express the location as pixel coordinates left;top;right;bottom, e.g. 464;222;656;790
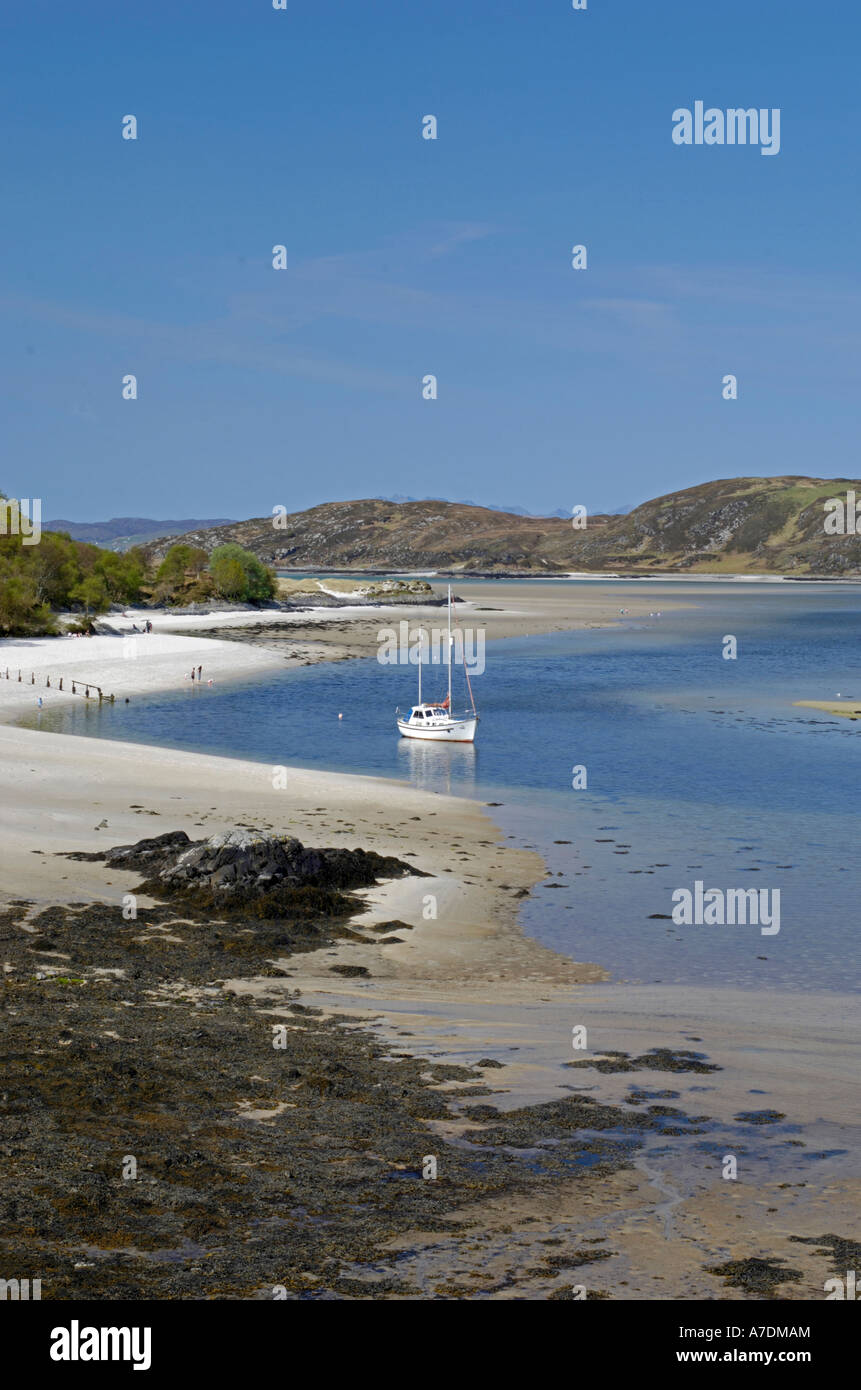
66;830;193;871
160;830;307;895
67;828;421;918
157;829;416;900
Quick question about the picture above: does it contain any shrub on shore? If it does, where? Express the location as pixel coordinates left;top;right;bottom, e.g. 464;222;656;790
151;543;213;605
0;497;146;635
146;540;275;606
208;543;276;602
0;507;274;633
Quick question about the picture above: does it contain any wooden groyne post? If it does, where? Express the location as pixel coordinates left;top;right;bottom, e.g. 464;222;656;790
1;669;114;702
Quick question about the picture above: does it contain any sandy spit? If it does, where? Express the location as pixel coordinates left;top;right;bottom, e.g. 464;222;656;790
794;699;861;721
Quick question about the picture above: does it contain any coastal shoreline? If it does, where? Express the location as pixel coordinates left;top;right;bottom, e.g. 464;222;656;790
0;578;695;728
0;581;685;722
2;581;858;1298
3;718;856;1298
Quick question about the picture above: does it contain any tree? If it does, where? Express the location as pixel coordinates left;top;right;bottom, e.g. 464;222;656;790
29;532;81;607
209;553;246;599
0;497;142;631
70;574;110;620
209;544;275;602
156;543;209;587
93;547;145;602
0;561;54;634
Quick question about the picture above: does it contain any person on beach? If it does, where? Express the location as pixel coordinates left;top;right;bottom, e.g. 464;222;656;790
197;665;202;679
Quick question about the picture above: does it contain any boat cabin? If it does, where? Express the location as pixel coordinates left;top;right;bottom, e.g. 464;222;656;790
405;702;451;725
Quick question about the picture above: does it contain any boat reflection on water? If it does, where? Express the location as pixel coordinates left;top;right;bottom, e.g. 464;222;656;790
396;734;477;795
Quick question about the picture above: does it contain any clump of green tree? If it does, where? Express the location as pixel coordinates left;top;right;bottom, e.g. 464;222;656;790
208;543;275;602
151;543;211;604
0;493;275;636
150;541;274;605
0;497;145;635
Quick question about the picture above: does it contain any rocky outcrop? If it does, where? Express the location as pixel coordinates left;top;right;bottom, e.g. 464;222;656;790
96;829;194;872
66;829;421;918
157;829;414;899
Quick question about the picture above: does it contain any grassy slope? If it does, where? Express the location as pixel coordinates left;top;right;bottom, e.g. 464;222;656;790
140;478;861;576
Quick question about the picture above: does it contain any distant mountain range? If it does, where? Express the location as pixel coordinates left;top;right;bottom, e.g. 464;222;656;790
44;517;236;551
136;477;861;576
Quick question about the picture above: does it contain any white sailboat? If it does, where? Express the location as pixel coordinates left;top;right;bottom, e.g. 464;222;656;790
396;586;479;743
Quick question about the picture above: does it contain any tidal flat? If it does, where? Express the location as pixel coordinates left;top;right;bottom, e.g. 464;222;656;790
0;876;683;1301
2;580;859;1299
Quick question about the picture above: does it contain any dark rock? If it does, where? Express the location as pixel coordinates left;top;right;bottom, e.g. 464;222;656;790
63;830;191;869
67;829;419;919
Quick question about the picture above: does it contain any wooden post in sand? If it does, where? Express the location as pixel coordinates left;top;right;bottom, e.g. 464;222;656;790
66;678;109;701
59;678;63;691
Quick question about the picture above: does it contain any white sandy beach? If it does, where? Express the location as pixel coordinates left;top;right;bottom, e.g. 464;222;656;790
1;584;857;1298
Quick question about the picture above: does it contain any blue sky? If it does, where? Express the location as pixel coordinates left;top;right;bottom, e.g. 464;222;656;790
1;0;858;522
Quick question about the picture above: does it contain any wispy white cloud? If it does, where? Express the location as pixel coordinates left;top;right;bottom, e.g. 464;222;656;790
5;229;861;400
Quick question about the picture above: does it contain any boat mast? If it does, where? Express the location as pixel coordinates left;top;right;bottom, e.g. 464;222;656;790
418;627;422;705
447;584;452;710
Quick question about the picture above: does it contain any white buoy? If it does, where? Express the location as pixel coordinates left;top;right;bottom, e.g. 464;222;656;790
338;713;343;719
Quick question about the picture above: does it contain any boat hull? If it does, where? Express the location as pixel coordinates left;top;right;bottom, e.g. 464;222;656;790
397;716;478;743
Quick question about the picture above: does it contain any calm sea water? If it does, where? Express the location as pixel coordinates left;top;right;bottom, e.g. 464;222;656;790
28;582;861;992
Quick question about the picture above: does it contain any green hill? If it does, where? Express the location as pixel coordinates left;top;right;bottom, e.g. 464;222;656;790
142;477;861;577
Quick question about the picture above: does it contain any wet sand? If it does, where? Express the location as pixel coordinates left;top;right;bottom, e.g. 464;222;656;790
196;581;691;660
794;699;861;722
1;581;857;1298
